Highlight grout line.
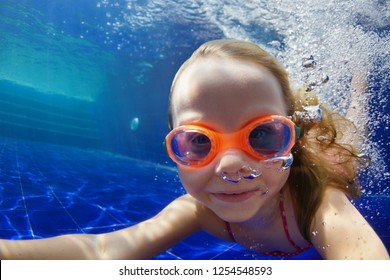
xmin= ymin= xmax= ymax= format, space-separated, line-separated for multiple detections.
xmin=34 ymin=163 xmax=87 ymax=234
xmin=53 ymin=149 xmax=137 ymax=229
xmin=165 ymin=251 xmax=183 ymax=260
xmin=22 ymin=140 xmax=86 ymax=234
xmin=209 ymin=243 xmax=239 ymax=260
xmin=14 ymin=142 xmax=35 ymax=238
xmin=48 ymin=185 xmax=86 ymax=233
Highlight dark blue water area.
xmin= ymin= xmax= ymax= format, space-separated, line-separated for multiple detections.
xmin=0 ymin=136 xmax=388 ymax=260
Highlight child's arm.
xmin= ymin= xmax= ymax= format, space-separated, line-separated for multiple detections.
xmin=310 ymin=188 xmax=389 ymax=260
xmin=0 ymin=194 xmax=201 ymax=259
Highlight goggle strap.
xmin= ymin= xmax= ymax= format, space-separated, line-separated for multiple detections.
xmin=162 ymin=140 xmax=167 ymax=153
xmin=294 ymin=125 xmax=301 ymax=140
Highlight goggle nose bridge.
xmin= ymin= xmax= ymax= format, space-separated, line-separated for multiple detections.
xmin=212 ymin=128 xmax=251 ymax=155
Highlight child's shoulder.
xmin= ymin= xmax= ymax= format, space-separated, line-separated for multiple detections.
xmin=317 ymin=187 xmax=352 ymax=211
xmin=164 ymin=194 xmax=235 ymax=241
xmin=176 ymin=195 xmax=233 ymax=241
xmin=313 ymin=187 xmax=362 ymax=223
xmin=310 ymin=187 xmax=388 ymax=259
xmin=163 ymin=194 xmax=217 ymax=224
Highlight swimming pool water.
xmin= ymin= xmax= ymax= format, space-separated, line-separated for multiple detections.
xmin=0 ymin=136 xmax=388 ymax=259
xmin=0 ymin=0 xmax=389 ymax=260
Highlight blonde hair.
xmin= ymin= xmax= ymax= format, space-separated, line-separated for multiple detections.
xmin=168 ymin=39 xmax=362 ymax=240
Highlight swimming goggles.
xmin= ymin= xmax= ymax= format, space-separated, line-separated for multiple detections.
xmin=165 ymin=115 xmax=300 ymax=167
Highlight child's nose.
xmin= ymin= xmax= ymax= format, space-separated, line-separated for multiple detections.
xmin=214 ymin=150 xmax=250 ymax=178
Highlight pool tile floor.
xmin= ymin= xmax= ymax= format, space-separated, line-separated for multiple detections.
xmin=0 ymin=137 xmax=387 ymax=259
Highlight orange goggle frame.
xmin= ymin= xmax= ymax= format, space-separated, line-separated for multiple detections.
xmin=164 ymin=115 xmax=300 ymax=168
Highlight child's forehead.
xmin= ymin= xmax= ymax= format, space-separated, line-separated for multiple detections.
xmin=171 ymin=57 xmax=286 ymax=128
xmin=182 ymin=56 xmax=266 ymax=82
xmin=173 ymin=57 xmax=280 ymax=99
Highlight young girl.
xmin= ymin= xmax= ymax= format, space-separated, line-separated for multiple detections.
xmin=0 ymin=39 xmax=388 ymax=260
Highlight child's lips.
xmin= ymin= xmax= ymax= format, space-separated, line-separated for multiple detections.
xmin=211 ymin=189 xmax=257 ymax=203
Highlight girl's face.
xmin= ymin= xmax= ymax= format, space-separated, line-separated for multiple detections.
xmin=171 ymin=57 xmax=290 ymax=223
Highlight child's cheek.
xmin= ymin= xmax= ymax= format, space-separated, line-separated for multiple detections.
xmin=261 ymin=168 xmax=291 ymax=190
xmin=178 ymin=166 xmax=214 ymax=193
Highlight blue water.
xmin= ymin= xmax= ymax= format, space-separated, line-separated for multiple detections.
xmin=0 ymin=0 xmax=389 ymax=259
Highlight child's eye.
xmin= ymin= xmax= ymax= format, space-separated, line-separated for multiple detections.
xmin=190 ymin=133 xmax=210 ymax=145
xmin=249 ymin=125 xmax=277 ymax=152
xmin=249 ymin=126 xmax=272 ymax=140
xmin=186 ymin=133 xmax=211 ymax=159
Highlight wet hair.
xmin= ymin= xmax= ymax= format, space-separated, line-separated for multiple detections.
xmin=289 ymin=87 xmax=362 ymax=240
xmin=168 ymin=39 xmax=362 ymax=241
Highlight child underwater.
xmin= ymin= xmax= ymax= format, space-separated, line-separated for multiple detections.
xmin=0 ymin=39 xmax=389 ymax=260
